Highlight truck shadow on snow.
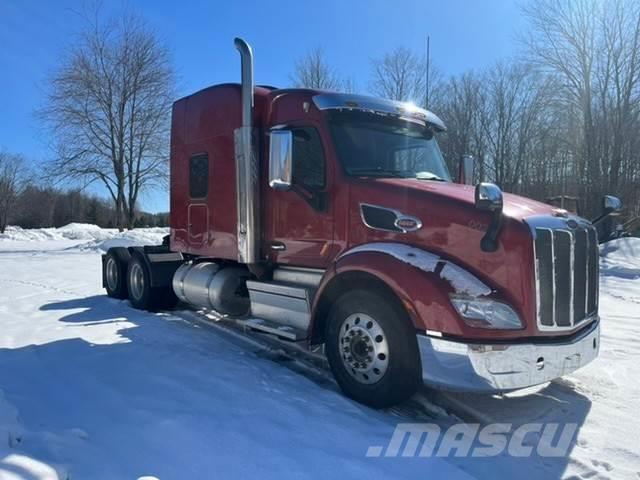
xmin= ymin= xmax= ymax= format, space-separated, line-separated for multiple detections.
xmin=7 ymin=294 xmax=592 ymax=479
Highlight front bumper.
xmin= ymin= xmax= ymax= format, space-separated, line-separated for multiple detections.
xmin=418 ymin=319 xmax=600 ymax=392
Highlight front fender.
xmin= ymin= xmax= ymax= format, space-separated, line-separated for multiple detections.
xmin=311 ymin=242 xmax=492 ymax=338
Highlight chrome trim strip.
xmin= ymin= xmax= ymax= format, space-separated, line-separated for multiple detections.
xmin=534 ymin=235 xmax=541 ymax=328
xmin=585 ymin=228 xmax=591 ymax=314
xmin=524 ymin=214 xmax=592 ymax=233
xmin=550 ymin=229 xmax=556 ymax=327
xmin=312 ymin=93 xmax=446 ymax=131
xmin=568 ymin=230 xmax=575 ymax=326
xmin=595 ymin=228 xmax=600 ymax=311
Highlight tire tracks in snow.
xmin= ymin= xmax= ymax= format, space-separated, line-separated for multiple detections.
xmin=0 ymin=278 xmax=79 ymax=297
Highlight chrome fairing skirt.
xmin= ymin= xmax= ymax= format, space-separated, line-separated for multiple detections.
xmin=534 ymin=224 xmax=598 ymax=331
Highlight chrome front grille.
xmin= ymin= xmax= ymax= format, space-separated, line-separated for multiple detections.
xmin=534 ymin=225 xmax=598 ymax=330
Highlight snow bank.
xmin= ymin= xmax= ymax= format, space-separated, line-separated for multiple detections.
xmin=0 ymin=224 xmax=168 ymax=252
xmin=600 ymin=237 xmax=640 ymax=279
xmin=78 ymin=228 xmax=169 ymax=252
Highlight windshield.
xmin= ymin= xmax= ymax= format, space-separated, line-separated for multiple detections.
xmin=327 ymin=110 xmax=451 ymax=181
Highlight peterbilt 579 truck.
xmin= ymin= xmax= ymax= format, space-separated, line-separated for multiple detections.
xmin=102 ymin=38 xmax=621 ymax=408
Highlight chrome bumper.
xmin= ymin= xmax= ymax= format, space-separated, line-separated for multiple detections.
xmin=418 ymin=319 xmax=600 ymax=392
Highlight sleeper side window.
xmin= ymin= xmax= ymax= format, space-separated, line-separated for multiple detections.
xmin=189 ymin=153 xmax=209 ymax=199
xmin=291 ymin=127 xmax=325 ymax=189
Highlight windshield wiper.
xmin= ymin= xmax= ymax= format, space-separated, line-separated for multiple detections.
xmin=415 ymin=171 xmax=445 ymax=181
xmin=348 ymin=168 xmax=407 ymax=178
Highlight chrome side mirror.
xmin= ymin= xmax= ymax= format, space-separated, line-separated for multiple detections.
xmin=474 ymin=183 xmax=504 ymax=252
xmin=268 ymin=130 xmax=293 ymax=191
xmin=603 ymin=195 xmax=622 ymax=215
xmin=475 ymin=182 xmax=503 ymax=213
xmin=459 ymin=154 xmax=474 ymax=185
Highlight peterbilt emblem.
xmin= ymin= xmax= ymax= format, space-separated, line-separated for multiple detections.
xmin=394 ymin=216 xmax=422 ymax=232
xmin=567 ymin=219 xmax=578 ymax=229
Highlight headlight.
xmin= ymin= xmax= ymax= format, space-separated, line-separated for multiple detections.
xmin=449 ymin=295 xmax=523 ymax=330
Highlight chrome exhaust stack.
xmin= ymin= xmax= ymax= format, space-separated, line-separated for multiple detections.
xmin=233 ymin=37 xmax=259 ymax=264
xmin=234 ymin=37 xmax=254 ymax=130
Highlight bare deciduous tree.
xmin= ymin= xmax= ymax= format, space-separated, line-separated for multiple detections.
xmin=369 ymin=47 xmax=426 ymax=103
xmin=0 ymin=150 xmax=29 ymax=234
xmin=521 ymin=0 xmax=640 ymax=216
xmin=41 ymin=9 xmax=175 ymax=230
xmin=290 ymin=47 xmax=343 ymax=91
xmin=436 ymin=73 xmax=484 ymax=177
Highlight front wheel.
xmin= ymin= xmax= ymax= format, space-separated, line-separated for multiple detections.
xmin=325 ymin=289 xmax=422 ymax=408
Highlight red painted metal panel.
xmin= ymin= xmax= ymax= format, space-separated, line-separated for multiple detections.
xmin=170 ymin=83 xmax=570 ymax=340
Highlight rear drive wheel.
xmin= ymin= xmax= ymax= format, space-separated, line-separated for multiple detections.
xmin=127 ymin=255 xmax=178 ymax=311
xmin=325 ymin=289 xmax=422 ymax=408
xmin=127 ymin=256 xmax=153 ymax=310
xmin=104 ymin=248 xmax=130 ymax=299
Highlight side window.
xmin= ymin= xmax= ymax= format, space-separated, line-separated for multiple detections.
xmin=292 ymin=127 xmax=325 ymax=189
xmin=189 ymin=153 xmax=209 ymax=199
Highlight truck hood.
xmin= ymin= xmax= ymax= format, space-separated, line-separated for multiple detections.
xmin=375 ymin=178 xmax=556 ymax=221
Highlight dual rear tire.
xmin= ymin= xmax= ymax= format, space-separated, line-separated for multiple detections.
xmin=104 ymin=248 xmax=177 ymax=311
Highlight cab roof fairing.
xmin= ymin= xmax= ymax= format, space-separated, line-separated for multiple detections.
xmin=312 ymin=93 xmax=447 ymax=132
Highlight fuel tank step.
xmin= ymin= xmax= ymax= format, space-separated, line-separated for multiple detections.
xmin=246 ymin=280 xmax=315 ymax=332
xmin=238 ymin=318 xmax=307 ymax=341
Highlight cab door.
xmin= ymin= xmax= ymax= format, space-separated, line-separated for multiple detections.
xmin=265 ymin=124 xmax=334 ymax=268
xmin=187 ymin=153 xmax=209 ymax=248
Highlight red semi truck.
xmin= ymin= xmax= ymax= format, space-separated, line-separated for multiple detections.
xmin=102 ymin=38 xmax=621 ymax=408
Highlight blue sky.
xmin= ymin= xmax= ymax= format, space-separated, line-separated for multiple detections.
xmin=0 ymin=0 xmax=525 ymax=213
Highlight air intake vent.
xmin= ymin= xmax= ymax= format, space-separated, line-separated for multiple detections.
xmin=361 ymin=204 xmax=403 ymax=232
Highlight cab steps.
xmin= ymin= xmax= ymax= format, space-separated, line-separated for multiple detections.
xmin=238 ymin=317 xmax=307 ymax=341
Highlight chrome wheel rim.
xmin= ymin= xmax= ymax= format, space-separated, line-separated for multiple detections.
xmin=106 ymin=257 xmax=118 ymax=291
xmin=129 ymin=263 xmax=145 ymax=300
xmin=338 ymin=313 xmax=389 ymax=385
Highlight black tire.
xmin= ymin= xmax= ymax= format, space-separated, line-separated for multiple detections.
xmin=127 ymin=254 xmax=179 ymax=312
xmin=126 ymin=253 xmax=178 ymax=312
xmin=325 ymin=289 xmax=422 ymax=408
xmin=104 ymin=248 xmax=130 ymax=299
xmin=127 ymin=255 xmax=153 ymax=310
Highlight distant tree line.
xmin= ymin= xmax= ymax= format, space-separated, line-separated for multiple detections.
xmin=291 ymin=0 xmax=640 ymax=220
xmin=0 ymin=150 xmax=168 ymax=233
xmin=12 ymin=184 xmax=168 ymax=231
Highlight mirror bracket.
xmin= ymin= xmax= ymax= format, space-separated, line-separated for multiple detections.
xmin=480 ymin=212 xmax=504 ymax=252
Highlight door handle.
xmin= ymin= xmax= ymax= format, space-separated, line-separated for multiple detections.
xmin=270 ymin=241 xmax=286 ymax=251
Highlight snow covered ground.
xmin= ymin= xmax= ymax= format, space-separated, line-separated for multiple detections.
xmin=0 ymin=224 xmax=638 ymax=479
